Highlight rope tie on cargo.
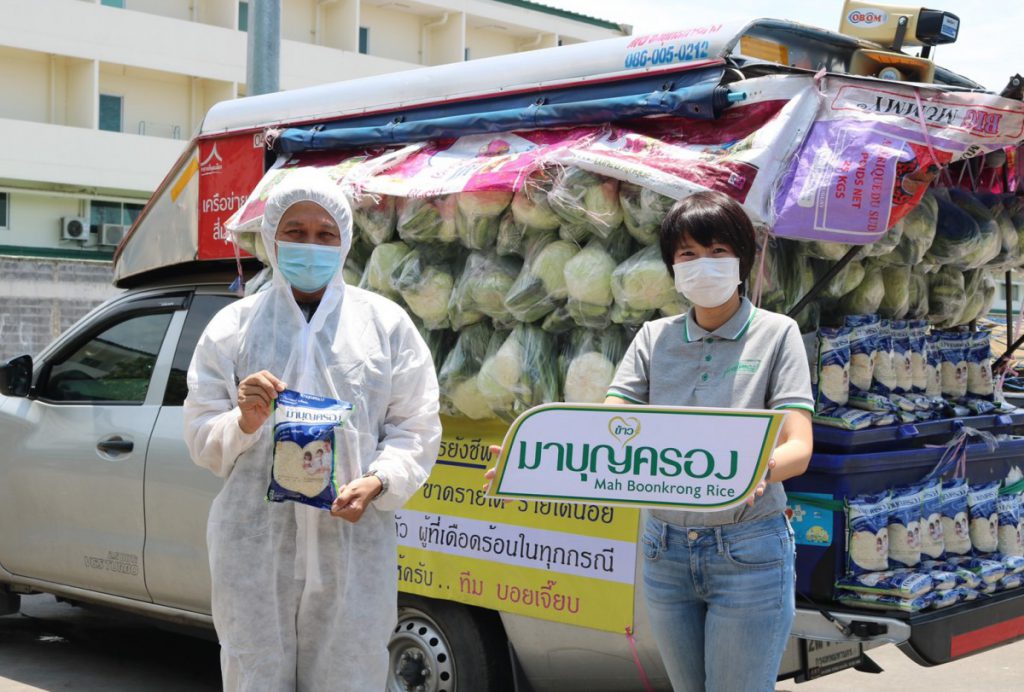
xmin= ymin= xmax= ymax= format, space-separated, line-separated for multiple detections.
xmin=911 ymin=88 xmax=955 ymax=188
xmin=624 ymin=626 xmax=656 ymax=692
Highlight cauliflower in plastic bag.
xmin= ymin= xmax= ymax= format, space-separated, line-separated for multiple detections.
xmin=619 ymin=181 xmax=674 ymax=246
xmin=477 ymin=324 xmax=559 ymax=420
xmin=547 ymin=168 xmax=623 ymax=241
xmin=611 ymin=244 xmax=676 ymax=313
xmin=390 ymin=246 xmax=457 ymax=329
xmin=927 ymin=265 xmax=967 ymax=329
xmin=560 ymin=328 xmax=628 ymax=403
xmin=510 ymin=169 xmax=561 ymax=232
xmin=447 ymin=251 xmax=522 ymax=330
xmin=397 ymin=195 xmax=458 ymax=243
xmin=360 ymin=241 xmax=412 ymax=301
xmin=350 ymin=193 xmax=397 ymax=245
xmin=438 ymin=323 xmax=503 ymax=420
xmin=840 ymin=264 xmax=885 ymax=316
xmin=455 ymin=190 xmax=512 ymax=250
xmin=504 ymin=235 xmax=580 ymax=323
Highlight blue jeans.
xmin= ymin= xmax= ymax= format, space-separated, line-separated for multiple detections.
xmin=641 ymin=513 xmax=796 ymax=692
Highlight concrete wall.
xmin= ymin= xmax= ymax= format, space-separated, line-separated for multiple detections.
xmin=99 ymin=63 xmax=191 ymax=139
xmin=0 ymin=257 xmax=120 ymax=362
xmin=359 ymin=3 xmax=424 ymax=65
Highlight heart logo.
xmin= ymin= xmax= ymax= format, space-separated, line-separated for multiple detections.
xmin=608 ymin=416 xmax=641 ymax=447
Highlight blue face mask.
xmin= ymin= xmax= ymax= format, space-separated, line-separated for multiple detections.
xmin=275 ymin=240 xmax=342 ymax=293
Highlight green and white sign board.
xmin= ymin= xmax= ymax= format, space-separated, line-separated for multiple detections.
xmin=489 ymin=404 xmax=787 ymax=511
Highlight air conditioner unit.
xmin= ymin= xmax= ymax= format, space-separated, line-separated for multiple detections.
xmin=61 ymin=216 xmax=89 ymax=242
xmin=100 ymin=223 xmax=126 ymax=247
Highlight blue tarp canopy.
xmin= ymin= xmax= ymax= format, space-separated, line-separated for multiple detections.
xmin=275 ymin=66 xmax=728 ymax=153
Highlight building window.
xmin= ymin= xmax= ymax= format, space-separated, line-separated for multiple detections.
xmin=101 ymin=0 xmax=125 ymax=7
xmin=238 ymin=2 xmax=248 ymax=32
xmin=99 ymin=94 xmax=123 ymax=133
xmin=0 ymin=193 xmax=8 ymax=230
xmin=90 ymin=201 xmax=144 ymax=234
xmin=359 ymin=26 xmax=369 ymax=54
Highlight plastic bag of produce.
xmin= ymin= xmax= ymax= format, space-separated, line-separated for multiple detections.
xmin=920 ymin=480 xmax=944 ymax=560
xmin=968 ymin=481 xmax=1000 ymax=555
xmin=611 ymin=244 xmax=677 ymax=313
xmin=949 ymin=189 xmax=1001 ymax=269
xmin=937 ymin=330 xmax=969 ymax=399
xmin=504 ymin=235 xmax=580 ymax=323
xmin=547 ymin=167 xmax=623 ymax=241
xmin=456 ymin=190 xmax=512 ymax=250
xmin=752 ymin=239 xmax=816 ymax=317
xmin=941 ymin=478 xmax=972 ymax=558
xmin=814 ymin=258 xmax=866 ymax=302
xmin=477 ymin=324 xmax=559 ymax=420
xmin=847 ymin=492 xmax=892 ymax=575
xmin=886 ymin=190 xmax=938 ymax=266
xmin=966 ymin=330 xmax=994 ymax=400
xmin=862 ymin=218 xmax=904 ymax=258
xmin=438 ymin=323 xmax=503 ymax=420
xmin=342 ymin=256 xmax=363 ymax=286
xmin=510 ymin=169 xmax=561 ymax=232
xmin=414 ymin=322 xmax=454 ymax=370
xmin=360 ymin=240 xmax=412 ymax=300
xmin=878 ymin=265 xmax=911 ymax=319
xmin=840 ymin=264 xmax=885 ymax=316
xmin=496 ymin=211 xmax=544 ymax=258
xmin=540 ymin=304 xmax=577 ymax=334
xmin=957 ymin=270 xmax=996 ymax=326
xmin=927 ymin=265 xmax=967 ymax=328
xmin=889 ymin=484 xmax=924 ymax=568
xmin=924 ymin=188 xmax=983 ymax=269
xmin=351 ymin=193 xmax=397 ymax=245
xmin=906 ymin=270 xmax=930 ymax=320
xmin=560 ymin=328 xmax=628 ymax=403
xmin=563 ymin=239 xmax=618 ymax=329
xmin=805 ymin=240 xmax=852 ymax=261
xmin=997 ymin=493 xmax=1024 ymax=557
xmin=390 ymin=245 xmax=457 ymax=329
xmin=619 ymin=181 xmax=674 ymax=246
xmin=977 ymin=192 xmax=1021 ymax=269
xmin=396 ymin=195 xmax=458 ymax=243
xmin=447 ymin=252 xmax=522 ymax=330
xmin=814 ymin=326 xmax=850 ymax=413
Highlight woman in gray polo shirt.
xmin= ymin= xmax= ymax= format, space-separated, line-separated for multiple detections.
xmin=606 ymin=191 xmax=814 ymax=692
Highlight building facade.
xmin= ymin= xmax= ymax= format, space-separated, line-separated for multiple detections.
xmin=0 ymin=0 xmax=624 ymax=360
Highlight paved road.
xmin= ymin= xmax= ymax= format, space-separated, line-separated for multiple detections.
xmin=1 ymin=594 xmax=1022 ymax=690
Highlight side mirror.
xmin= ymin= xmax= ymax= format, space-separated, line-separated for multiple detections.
xmin=0 ymin=355 xmax=32 ymax=398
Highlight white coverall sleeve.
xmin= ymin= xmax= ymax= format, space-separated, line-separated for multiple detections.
xmin=183 ymin=308 xmax=262 ymax=478
xmin=368 ymin=315 xmax=442 ymax=511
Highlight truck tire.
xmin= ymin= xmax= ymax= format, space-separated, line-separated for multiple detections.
xmin=0 ymin=589 xmax=20 ymax=616
xmin=389 ymin=595 xmax=512 ymax=692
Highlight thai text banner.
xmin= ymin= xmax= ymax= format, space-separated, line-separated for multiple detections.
xmin=490 ymin=404 xmax=786 ymax=511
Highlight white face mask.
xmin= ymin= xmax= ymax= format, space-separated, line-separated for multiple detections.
xmin=672 ymin=257 xmax=741 ymax=308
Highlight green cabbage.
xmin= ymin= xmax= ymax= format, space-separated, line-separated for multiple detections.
xmin=949 ymin=189 xmax=1001 ymax=269
xmin=497 ymin=211 xmax=527 ymax=257
xmin=547 ymin=168 xmax=623 ymax=241
xmin=977 ymin=193 xmax=1021 ymax=270
xmin=815 ymin=258 xmax=866 ymax=300
xmin=447 ymin=252 xmax=521 ymax=330
xmin=455 ymin=190 xmax=512 ymax=250
xmin=477 ymin=324 xmax=559 ymax=420
xmin=438 ymin=324 xmax=501 ymax=420
xmin=390 ymin=247 xmax=456 ymax=329
xmin=878 ymin=265 xmax=910 ymax=319
xmin=840 ymin=264 xmax=885 ymax=316
xmin=343 ymin=257 xmax=363 ymax=286
xmin=620 ymin=181 xmax=674 ymax=246
xmin=755 ymin=239 xmax=816 ymax=316
xmin=906 ymin=269 xmax=929 ymax=320
xmin=862 ymin=219 xmax=904 ymax=258
xmin=360 ymin=241 xmax=412 ymax=300
xmin=927 ymin=264 xmax=967 ymax=328
xmin=886 ymin=191 xmax=938 ymax=266
xmin=957 ymin=269 xmax=997 ymax=325
xmin=611 ymin=244 xmax=676 ymax=312
xmin=924 ymin=187 xmax=982 ymax=268
xmin=351 ymin=193 xmax=396 ymax=245
xmin=510 ymin=170 xmax=561 ymax=231
xmin=540 ymin=304 xmax=577 ymax=334
xmin=805 ymin=241 xmax=853 ymax=261
xmin=396 ymin=195 xmax=458 ymax=243
xmin=560 ymin=328 xmax=628 ymax=403
xmin=504 ymin=236 xmax=580 ymax=322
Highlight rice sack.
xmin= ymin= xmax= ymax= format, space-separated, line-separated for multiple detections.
xmin=1001 ymin=554 xmax=1024 ymax=574
xmin=847 ymin=492 xmax=892 ymax=574
xmin=846 ymin=315 xmax=879 ymax=397
xmin=814 ymin=326 xmax=850 ymax=413
xmin=812 ymin=406 xmax=875 ymax=430
xmin=968 ymin=481 xmax=1000 ymax=555
xmin=889 ymin=484 xmax=924 ymax=568
xmin=998 ymin=493 xmax=1024 ymax=557
xmin=998 ymin=573 xmax=1024 ymax=592
xmin=920 ymin=480 xmax=945 ymax=560
xmin=941 ymin=479 xmax=972 ymax=558
xmin=909 ymin=320 xmax=929 ymax=394
xmin=946 ymin=556 xmax=1006 ymax=585
xmin=835 ymin=590 xmax=934 ymax=612
xmin=938 ymin=331 xmax=969 ymax=400
xmin=926 ymin=569 xmax=959 ymax=591
xmin=835 ymin=570 xmax=932 ymax=597
xmin=929 ymin=588 xmax=961 ymax=609
xmin=925 ymin=333 xmax=943 ymax=399
xmin=966 ymin=330 xmax=994 ymax=401
xmin=267 ymin=390 xmax=355 ymax=510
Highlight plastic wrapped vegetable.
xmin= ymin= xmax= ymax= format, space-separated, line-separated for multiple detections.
xmin=350 ymin=193 xmax=397 ymax=245
xmin=343 ymin=256 xmax=363 ymax=286
xmin=560 ymin=328 xmax=628 ymax=403
xmin=949 ymin=189 xmax=1001 ymax=269
xmin=878 ymin=265 xmax=910 ymax=319
xmin=414 ymin=322 xmax=455 ymax=370
xmin=925 ymin=188 xmax=983 ymax=268
xmin=887 ymin=190 xmax=938 ymax=266
xmin=361 ymin=241 xmax=412 ymax=301
xmin=390 ymin=246 xmax=457 ymax=329
xmin=927 ymin=265 xmax=967 ymax=329
xmin=619 ymin=181 xmax=674 ymax=246
xmin=753 ymin=239 xmax=816 ymax=317
xmin=610 ymin=302 xmax=655 ymax=327
xmin=504 ymin=235 xmax=580 ymax=323
xmin=438 ymin=323 xmax=503 ymax=420
xmin=510 ymin=169 xmax=561 ymax=232
xmin=456 ymin=190 xmax=512 ymax=250
xmin=957 ymin=270 xmax=996 ymax=325
xmin=906 ymin=269 xmax=930 ymax=320
xmin=477 ymin=324 xmax=560 ymax=420
xmin=448 ymin=252 xmax=522 ymax=330
xmin=611 ymin=244 xmax=677 ymax=314
xmin=497 ymin=211 xmax=528 ymax=257
xmin=564 ymin=239 xmax=618 ymax=328
xmin=862 ymin=218 xmax=904 ymax=258
xmin=977 ymin=193 xmax=1021 ymax=270
xmin=396 ymin=195 xmax=458 ymax=243
xmin=805 ymin=240 xmax=853 ymax=261
xmin=840 ymin=264 xmax=885 ymax=316
xmin=547 ymin=167 xmax=623 ymax=241
xmin=814 ymin=258 xmax=866 ymax=301
xmin=540 ymin=305 xmax=577 ymax=334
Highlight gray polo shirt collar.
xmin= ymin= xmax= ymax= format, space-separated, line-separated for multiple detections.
xmin=683 ymin=297 xmax=757 ymax=343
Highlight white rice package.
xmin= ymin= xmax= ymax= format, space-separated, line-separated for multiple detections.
xmin=889 ymin=484 xmax=924 ymax=568
xmin=835 ymin=570 xmax=932 ymax=597
xmin=920 ymin=480 xmax=945 ymax=560
xmin=947 ymin=556 xmax=1007 ymax=585
xmin=835 ymin=590 xmax=934 ymax=612
xmin=814 ymin=326 xmax=850 ymax=413
xmin=847 ymin=492 xmax=892 ymax=575
xmin=941 ymin=478 xmax=972 ymax=558
xmin=968 ymin=481 xmax=1000 ymax=555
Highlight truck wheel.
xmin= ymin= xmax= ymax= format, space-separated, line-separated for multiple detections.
xmin=389 ymin=595 xmax=511 ymax=692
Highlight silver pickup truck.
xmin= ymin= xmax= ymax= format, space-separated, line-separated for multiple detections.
xmin=0 ymin=274 xmax=916 ymax=691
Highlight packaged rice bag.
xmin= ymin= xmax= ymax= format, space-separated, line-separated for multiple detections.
xmin=266 ymin=390 xmax=355 ymax=510
xmin=813 ymin=407 xmax=875 ymax=430
xmin=847 ymin=492 xmax=892 ymax=574
xmin=889 ymin=485 xmax=924 ymax=568
xmin=835 ymin=570 xmax=933 ymax=597
xmin=814 ymin=327 xmax=850 ymax=413
xmin=925 ymin=332 xmax=943 ymax=399
xmin=999 ymin=573 xmax=1024 ymax=591
xmin=938 ymin=331 xmax=970 ymax=400
xmin=941 ymin=479 xmax=972 ymax=557
xmin=909 ymin=320 xmax=929 ymax=394
xmin=845 ymin=315 xmax=879 ymax=397
xmin=1001 ymin=553 xmax=1024 ymax=574
xmin=835 ymin=590 xmax=934 ymax=612
xmin=929 ymin=588 xmax=961 ymax=609
xmin=966 ymin=330 xmax=994 ymax=401
xmin=872 ymin=320 xmax=898 ymax=397
xmin=968 ymin=481 xmax=1000 ymax=555
xmin=920 ymin=560 xmax=983 ymax=589
xmin=946 ymin=556 xmax=1006 ymax=584
xmin=920 ymin=481 xmax=945 ymax=560
xmin=892 ymin=320 xmax=914 ymax=395
xmin=956 ymin=586 xmax=981 ymax=603
xmin=927 ymin=569 xmax=959 ymax=591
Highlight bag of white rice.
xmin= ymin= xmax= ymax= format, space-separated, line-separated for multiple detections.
xmin=889 ymin=484 xmax=924 ymax=568
xmin=968 ymin=481 xmax=1000 ymax=555
xmin=845 ymin=314 xmax=880 ymax=397
xmin=835 ymin=590 xmax=934 ymax=612
xmin=814 ymin=326 xmax=850 ymax=412
xmin=941 ymin=478 xmax=972 ymax=557
xmin=847 ymin=492 xmax=892 ymax=574
xmin=938 ymin=330 xmax=969 ymax=400
xmin=946 ymin=556 xmax=1006 ymax=585
xmin=920 ymin=480 xmax=945 ymax=559
xmin=966 ymin=330 xmax=994 ymax=400
xmin=835 ymin=570 xmax=932 ymax=597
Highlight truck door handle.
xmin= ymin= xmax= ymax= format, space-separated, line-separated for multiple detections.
xmin=97 ymin=437 xmax=134 ymax=454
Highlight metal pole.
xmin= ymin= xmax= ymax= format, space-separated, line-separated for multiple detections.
xmin=246 ymin=0 xmax=281 ymax=96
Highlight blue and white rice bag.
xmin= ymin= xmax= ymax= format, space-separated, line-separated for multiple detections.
xmin=955 ymin=587 xmax=981 ymax=603
xmin=1000 ymin=554 xmax=1024 ymax=574
xmin=966 ymin=330 xmax=994 ymax=401
xmin=889 ymin=484 xmax=924 ymax=568
xmin=920 ymin=480 xmax=945 ymax=560
xmin=968 ymin=481 xmax=1000 ymax=555
xmin=267 ymin=389 xmax=355 ymax=510
xmin=847 ymin=492 xmax=891 ymax=574
xmin=999 ymin=573 xmax=1024 ymax=592
xmin=929 ymin=588 xmax=960 ymax=609
xmin=941 ymin=479 xmax=972 ymax=558
xmin=997 ymin=493 xmax=1024 ymax=557
xmin=835 ymin=570 xmax=932 ymax=597
xmin=926 ymin=569 xmax=959 ymax=591
xmin=813 ymin=327 xmax=850 ymax=413
xmin=947 ymin=556 xmax=1006 ymax=585
xmin=845 ymin=315 xmax=879 ymax=398
xmin=892 ymin=320 xmax=913 ymax=396
xmin=835 ymin=590 xmax=934 ymax=612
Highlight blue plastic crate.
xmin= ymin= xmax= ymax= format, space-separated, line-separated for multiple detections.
xmin=811 ymin=412 xmax=1024 ymax=454
xmin=783 ymin=437 xmax=1024 ymax=601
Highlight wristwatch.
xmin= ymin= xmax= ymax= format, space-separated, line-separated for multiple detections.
xmin=363 ymin=470 xmax=389 ymax=500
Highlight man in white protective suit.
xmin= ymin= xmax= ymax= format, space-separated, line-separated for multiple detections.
xmin=184 ymin=168 xmax=442 ymax=691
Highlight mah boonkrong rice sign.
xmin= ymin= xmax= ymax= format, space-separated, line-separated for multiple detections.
xmin=488 ymin=404 xmax=787 ymax=511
